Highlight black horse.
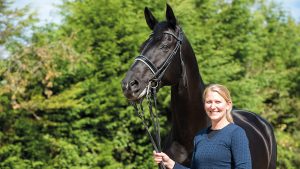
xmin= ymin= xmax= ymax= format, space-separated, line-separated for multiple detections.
xmin=122 ymin=4 xmax=276 ymax=169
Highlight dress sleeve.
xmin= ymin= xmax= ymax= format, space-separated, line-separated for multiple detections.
xmin=173 ymin=162 xmax=190 ymax=169
xmin=231 ymin=128 xmax=252 ymax=169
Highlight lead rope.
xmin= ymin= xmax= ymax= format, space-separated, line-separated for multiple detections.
xmin=151 ymin=81 xmax=161 ymax=152
xmin=131 ymin=81 xmax=166 ymax=169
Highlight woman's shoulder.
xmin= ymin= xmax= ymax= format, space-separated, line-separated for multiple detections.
xmin=193 ymin=127 xmax=208 ymax=145
xmin=228 ymin=123 xmax=246 ymax=132
xmin=227 ymin=123 xmax=248 ymax=138
xmin=213 ymin=123 xmax=246 ymax=138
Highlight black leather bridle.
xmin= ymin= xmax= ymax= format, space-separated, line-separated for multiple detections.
xmin=130 ymin=27 xmax=184 ymax=169
xmin=135 ymin=26 xmax=183 ymax=86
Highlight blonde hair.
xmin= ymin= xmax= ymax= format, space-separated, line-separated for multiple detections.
xmin=203 ymin=84 xmax=234 ymax=123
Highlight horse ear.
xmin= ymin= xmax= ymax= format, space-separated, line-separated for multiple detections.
xmin=166 ymin=4 xmax=177 ymax=29
xmin=144 ymin=7 xmax=158 ymax=30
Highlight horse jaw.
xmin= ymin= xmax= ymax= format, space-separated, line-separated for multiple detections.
xmin=166 ymin=141 xmax=188 ymax=163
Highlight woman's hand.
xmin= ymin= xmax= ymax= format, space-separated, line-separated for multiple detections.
xmin=153 ymin=151 xmax=175 ymax=169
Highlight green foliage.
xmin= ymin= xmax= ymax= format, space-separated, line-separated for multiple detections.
xmin=0 ymin=0 xmax=300 ymax=168
xmin=276 ymin=131 xmax=300 ymax=169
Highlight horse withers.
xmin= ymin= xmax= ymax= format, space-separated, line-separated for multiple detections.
xmin=122 ymin=4 xmax=276 ymax=169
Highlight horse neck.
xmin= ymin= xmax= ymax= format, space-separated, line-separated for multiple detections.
xmin=170 ymin=35 xmax=208 ymax=142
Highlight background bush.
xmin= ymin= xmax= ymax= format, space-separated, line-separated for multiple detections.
xmin=1 ymin=0 xmax=299 ymax=168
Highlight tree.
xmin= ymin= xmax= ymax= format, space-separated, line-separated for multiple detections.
xmin=0 ymin=0 xmax=299 ymax=168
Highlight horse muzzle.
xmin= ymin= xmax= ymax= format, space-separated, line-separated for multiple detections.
xmin=121 ymin=78 xmax=147 ymax=102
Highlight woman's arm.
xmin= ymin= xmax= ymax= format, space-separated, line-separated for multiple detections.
xmin=231 ymin=128 xmax=252 ymax=169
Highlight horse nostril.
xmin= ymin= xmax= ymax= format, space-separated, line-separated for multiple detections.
xmin=129 ymin=80 xmax=140 ymax=92
xmin=130 ymin=80 xmax=138 ymax=86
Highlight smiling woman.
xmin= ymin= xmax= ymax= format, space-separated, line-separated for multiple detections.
xmin=154 ymin=84 xmax=252 ymax=169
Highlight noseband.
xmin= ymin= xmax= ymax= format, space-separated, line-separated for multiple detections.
xmin=134 ymin=27 xmax=184 ymax=86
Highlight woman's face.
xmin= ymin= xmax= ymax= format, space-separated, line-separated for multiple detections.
xmin=204 ymin=91 xmax=231 ymax=122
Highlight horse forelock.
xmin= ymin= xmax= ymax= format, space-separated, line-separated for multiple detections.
xmin=138 ymin=22 xmax=167 ymax=52
xmin=153 ymin=21 xmax=178 ymax=38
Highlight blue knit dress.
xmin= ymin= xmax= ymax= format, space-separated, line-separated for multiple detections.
xmin=174 ymin=123 xmax=251 ymax=169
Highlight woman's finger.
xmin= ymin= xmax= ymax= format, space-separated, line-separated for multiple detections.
xmin=153 ymin=151 xmax=171 ymax=165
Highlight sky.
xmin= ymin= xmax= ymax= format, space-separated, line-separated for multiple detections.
xmin=11 ymin=0 xmax=300 ymax=25
xmin=1 ymin=0 xmax=63 ymax=58
xmin=1 ymin=0 xmax=298 ymax=59
xmin=275 ymin=0 xmax=300 ymax=22
xmin=12 ymin=0 xmax=63 ymax=25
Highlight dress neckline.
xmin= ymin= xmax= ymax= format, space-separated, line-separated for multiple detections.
xmin=206 ymin=123 xmax=232 ymax=140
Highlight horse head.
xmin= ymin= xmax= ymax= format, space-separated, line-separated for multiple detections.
xmin=122 ymin=4 xmax=185 ymax=102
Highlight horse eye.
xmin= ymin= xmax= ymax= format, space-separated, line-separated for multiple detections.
xmin=160 ymin=44 xmax=169 ymax=52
